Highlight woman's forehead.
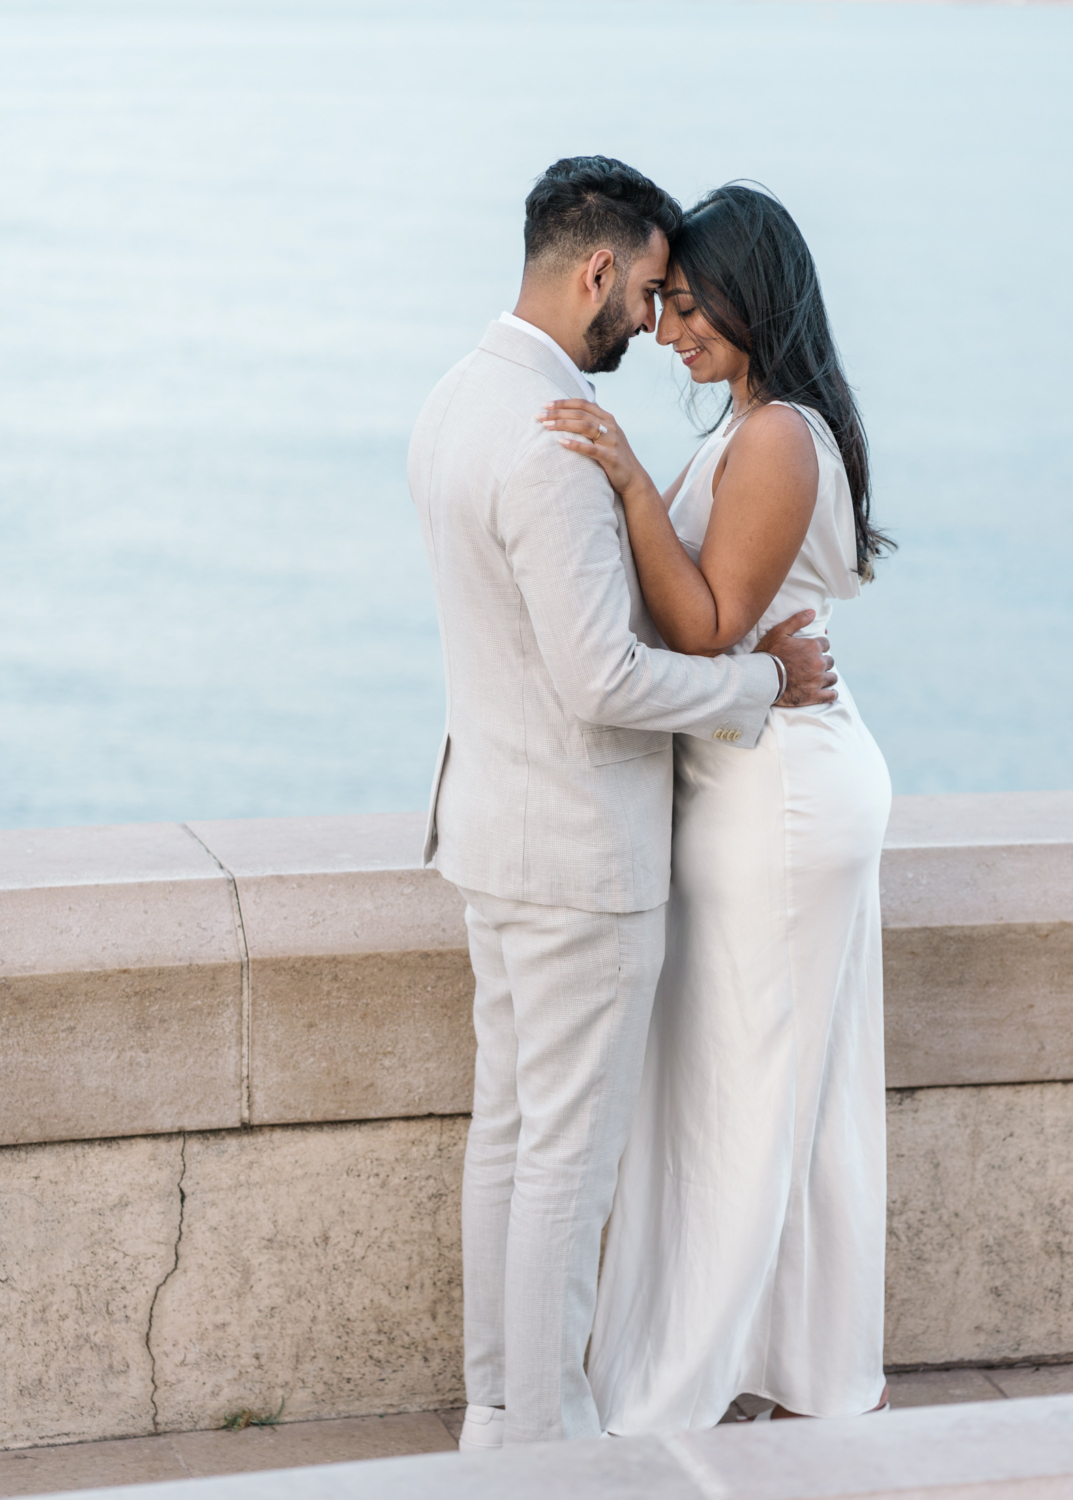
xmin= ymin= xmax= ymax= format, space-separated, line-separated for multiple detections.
xmin=659 ymin=270 xmax=690 ymax=299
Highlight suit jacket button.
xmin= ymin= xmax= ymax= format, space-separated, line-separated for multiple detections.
xmin=731 ymin=731 xmax=742 ymax=742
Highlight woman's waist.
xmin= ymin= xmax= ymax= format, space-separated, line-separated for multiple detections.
xmin=730 ymin=588 xmax=833 ymax=655
xmin=672 ymin=685 xmax=880 ymax=793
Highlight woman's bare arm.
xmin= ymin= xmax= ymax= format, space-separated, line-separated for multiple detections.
xmin=539 ymin=399 xmax=818 ymax=657
xmin=692 ymin=405 xmax=818 ymax=648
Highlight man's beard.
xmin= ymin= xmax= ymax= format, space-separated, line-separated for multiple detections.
xmin=582 ymin=285 xmax=636 ymax=374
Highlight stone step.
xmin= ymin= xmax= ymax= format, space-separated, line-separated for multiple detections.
xmin=0 ymin=1414 xmax=460 ymax=1499
xmin=5 ymin=1372 xmax=1073 ymax=1500
xmin=7 ymin=1395 xmax=1073 ymax=1500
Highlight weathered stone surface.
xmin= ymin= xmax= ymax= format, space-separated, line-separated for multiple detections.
xmin=880 ymin=799 xmax=1073 ymax=983
xmin=0 ymin=967 xmax=244 ymax=1145
xmin=879 ymin=792 xmax=1073 ymax=1090
xmin=0 ymin=1120 xmax=467 ymax=1451
xmin=39 ymin=1397 xmax=1073 ymax=1500
xmin=0 ymin=1413 xmax=456 ymax=1494
xmin=3 ymin=802 xmax=1070 ymax=1149
xmin=880 ymin=843 xmax=1073 ymax=930
xmin=188 ymin=814 xmax=467 ymax=956
xmin=3 ymin=799 xmax=1073 ymax=1453
xmin=247 ymin=952 xmax=474 ymax=1125
xmin=149 ymin=1117 xmax=467 ymax=1432
xmin=5 ymin=1080 xmax=1073 ymax=1452
xmin=188 ymin=814 xmax=430 ymax=878
xmin=886 ymin=1368 xmax=1005 ymax=1408
xmin=188 ymin=814 xmax=470 ymax=1127
xmin=171 ymin=1412 xmax=456 ymax=1474
xmin=0 ymin=823 xmax=241 ymax=975
xmin=0 ymin=823 xmax=244 ymax=1145
xmin=990 ymin=1365 xmax=1073 ymax=1400
xmin=229 ymin=869 xmax=467 ymax=960
xmin=884 ymin=924 xmax=1073 ymax=1088
xmin=885 ymin=791 xmax=1073 ymax=850
xmin=0 ymin=1133 xmax=182 ymax=1450
xmin=0 ymin=1431 xmax=187 ymax=1494
xmin=886 ymin=1082 xmax=1073 ymax=1366
xmin=0 ymin=821 xmax=219 ymax=892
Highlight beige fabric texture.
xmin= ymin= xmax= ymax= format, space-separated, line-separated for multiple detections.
xmin=408 ymin=320 xmax=779 ymax=914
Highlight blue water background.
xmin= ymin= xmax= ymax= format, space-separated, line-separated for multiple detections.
xmin=0 ymin=0 xmax=1070 ymax=828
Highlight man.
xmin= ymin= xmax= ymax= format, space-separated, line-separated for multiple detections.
xmin=408 ymin=156 xmax=834 ymax=1446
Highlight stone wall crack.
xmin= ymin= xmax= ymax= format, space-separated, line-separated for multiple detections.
xmin=183 ymin=823 xmax=252 ymax=1125
xmin=145 ymin=1133 xmax=186 ymax=1433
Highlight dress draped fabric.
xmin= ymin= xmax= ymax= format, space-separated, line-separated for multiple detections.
xmin=589 ymin=405 xmax=892 ymax=1431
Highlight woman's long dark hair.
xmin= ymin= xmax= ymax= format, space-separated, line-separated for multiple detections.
xmin=671 ymin=183 xmax=894 ymax=578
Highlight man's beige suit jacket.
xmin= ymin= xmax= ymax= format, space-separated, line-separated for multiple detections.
xmin=408 ymin=320 xmax=778 ymax=914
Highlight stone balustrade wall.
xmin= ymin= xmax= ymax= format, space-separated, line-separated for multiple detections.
xmin=1 ymin=792 xmax=1071 ymax=1449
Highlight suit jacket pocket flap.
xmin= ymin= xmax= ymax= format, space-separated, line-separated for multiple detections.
xmin=583 ymin=727 xmax=673 ymax=767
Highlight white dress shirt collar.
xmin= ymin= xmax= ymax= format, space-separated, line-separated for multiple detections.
xmin=499 ymin=311 xmax=595 ymax=401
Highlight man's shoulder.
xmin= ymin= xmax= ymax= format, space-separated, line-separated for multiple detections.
xmin=464 ymin=338 xmax=573 ymax=410
xmin=470 ymin=346 xmax=575 ymax=436
xmin=412 ymin=340 xmax=573 ymax=458
xmin=411 ymin=348 xmax=479 ymax=430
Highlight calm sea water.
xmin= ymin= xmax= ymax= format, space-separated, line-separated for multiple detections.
xmin=0 ymin=0 xmax=1070 ymax=829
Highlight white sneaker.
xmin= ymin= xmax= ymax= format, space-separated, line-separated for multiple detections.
xmin=458 ymin=1404 xmax=505 ymax=1451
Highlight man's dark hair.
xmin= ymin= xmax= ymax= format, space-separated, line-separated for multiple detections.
xmin=524 ymin=156 xmax=681 ymax=274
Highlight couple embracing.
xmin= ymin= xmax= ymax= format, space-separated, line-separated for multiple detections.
xmin=408 ymin=155 xmax=892 ymax=1447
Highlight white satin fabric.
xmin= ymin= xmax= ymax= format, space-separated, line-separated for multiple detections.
xmin=589 ymin=405 xmax=892 ymax=1431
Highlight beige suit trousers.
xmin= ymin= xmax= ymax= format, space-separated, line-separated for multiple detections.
xmin=457 ymin=886 xmax=666 ymax=1443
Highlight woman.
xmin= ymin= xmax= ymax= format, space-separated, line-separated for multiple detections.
xmin=538 ymin=184 xmax=893 ymax=1430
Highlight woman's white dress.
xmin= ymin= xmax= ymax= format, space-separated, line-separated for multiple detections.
xmin=589 ymin=404 xmax=892 ymax=1431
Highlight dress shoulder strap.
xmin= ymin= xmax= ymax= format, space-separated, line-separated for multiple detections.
xmin=765 ymin=400 xmax=842 ymax=464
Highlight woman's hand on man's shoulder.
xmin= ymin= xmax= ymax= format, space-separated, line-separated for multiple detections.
xmin=536 ymin=398 xmax=653 ymax=503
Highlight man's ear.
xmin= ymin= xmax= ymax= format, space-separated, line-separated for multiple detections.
xmin=582 ymin=248 xmax=615 ymax=304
